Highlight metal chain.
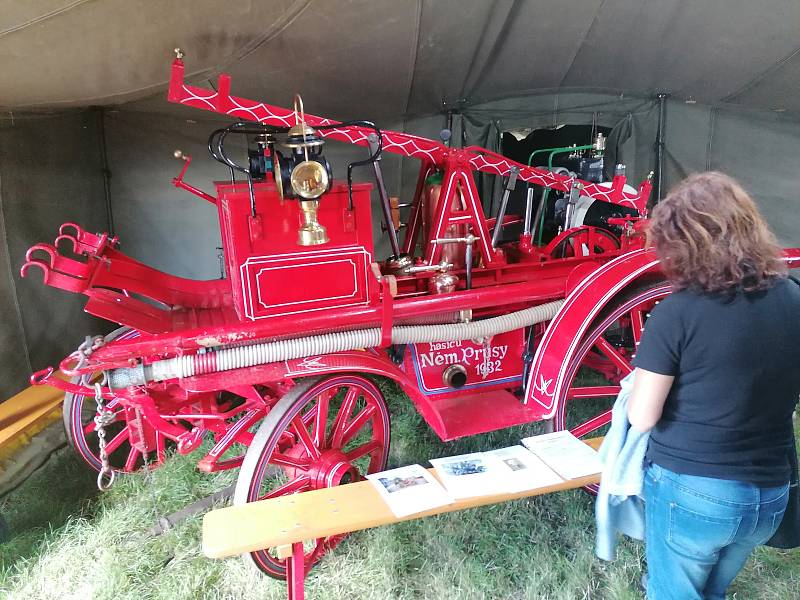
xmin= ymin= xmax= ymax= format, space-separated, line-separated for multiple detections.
xmin=69 ymin=335 xmax=105 ymax=374
xmin=72 ymin=334 xmax=115 ymax=491
xmin=93 ymin=378 xmax=116 ymax=491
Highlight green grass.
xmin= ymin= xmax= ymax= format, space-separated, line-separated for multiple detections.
xmin=1 ymin=381 xmax=798 ymax=599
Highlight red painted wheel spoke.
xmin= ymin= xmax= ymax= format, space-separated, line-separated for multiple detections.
xmin=271 ymin=452 xmax=311 ymax=470
xmin=124 ymin=447 xmax=140 ymax=471
xmin=237 ymin=431 xmax=255 ymax=446
xmin=104 ymin=427 xmax=130 ymax=455
xmin=344 ymin=439 xmax=381 ymax=462
xmin=567 ymin=385 xmax=621 ymax=399
xmin=290 ymin=416 xmax=321 ymax=460
xmin=330 ymin=387 xmax=359 ymax=448
xmin=262 ymin=475 xmax=311 ymax=500
xmin=594 ymin=337 xmax=633 ymax=375
xmin=301 ymin=408 xmax=315 ymax=427
xmin=341 ymin=405 xmax=376 ymax=446
xmin=300 ymin=389 xmax=334 ymax=431
xmin=312 ymin=394 xmax=330 ymax=448
xmin=571 ymin=409 xmax=612 ymax=438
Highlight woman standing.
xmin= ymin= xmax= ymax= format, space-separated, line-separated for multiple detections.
xmin=628 ymin=172 xmax=799 ymax=600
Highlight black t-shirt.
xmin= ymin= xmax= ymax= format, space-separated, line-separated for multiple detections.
xmin=633 ymin=277 xmax=800 ymax=486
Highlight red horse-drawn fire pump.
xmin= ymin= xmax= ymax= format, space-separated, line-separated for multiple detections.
xmin=23 ymin=51 xmax=800 ymax=578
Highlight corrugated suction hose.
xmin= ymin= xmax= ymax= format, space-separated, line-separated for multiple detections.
xmin=109 ymin=300 xmax=564 ymax=387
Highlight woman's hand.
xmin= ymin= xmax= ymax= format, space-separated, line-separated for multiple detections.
xmin=627 ymin=368 xmax=674 ymax=432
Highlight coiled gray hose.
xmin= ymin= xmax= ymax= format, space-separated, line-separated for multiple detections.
xmin=110 ymin=299 xmax=564 ymax=386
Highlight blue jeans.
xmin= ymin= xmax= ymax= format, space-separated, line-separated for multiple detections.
xmin=643 ymin=462 xmax=789 ymax=600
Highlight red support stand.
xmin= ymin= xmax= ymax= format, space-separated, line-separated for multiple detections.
xmin=286 ymin=542 xmax=306 ymax=600
xmin=379 ymin=278 xmax=395 ymax=348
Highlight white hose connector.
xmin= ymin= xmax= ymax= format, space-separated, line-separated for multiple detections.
xmin=112 ymin=300 xmax=564 ymax=386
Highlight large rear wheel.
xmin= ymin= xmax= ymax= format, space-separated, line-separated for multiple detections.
xmin=233 ymin=374 xmax=391 ymax=579
xmin=555 ymin=280 xmax=671 ymax=492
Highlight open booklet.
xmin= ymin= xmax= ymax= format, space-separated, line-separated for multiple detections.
xmin=484 ymin=445 xmax=564 ymax=492
xmin=429 ymin=452 xmax=510 ymax=499
xmin=366 ymin=464 xmax=454 ymax=518
xmin=520 ymin=430 xmax=603 ymax=480
xmin=430 ymin=446 xmax=565 ymax=499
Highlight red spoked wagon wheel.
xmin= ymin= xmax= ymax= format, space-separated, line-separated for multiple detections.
xmin=65 ymin=385 xmax=188 ymax=472
xmin=62 ymin=328 xmax=177 ymax=472
xmin=554 ymin=280 xmax=671 ymax=493
xmin=233 ymin=374 xmax=391 ymax=579
xmin=64 ymin=328 xmax=269 ymax=474
xmin=544 ymin=226 xmax=620 ymax=259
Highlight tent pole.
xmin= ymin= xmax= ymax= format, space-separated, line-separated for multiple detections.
xmin=444 ymin=110 xmax=453 ymax=147
xmin=654 ymin=93 xmax=669 ymax=203
xmin=95 ymin=107 xmax=115 ymax=237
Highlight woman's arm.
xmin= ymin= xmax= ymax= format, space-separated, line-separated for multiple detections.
xmin=627 ymin=368 xmax=675 ymax=432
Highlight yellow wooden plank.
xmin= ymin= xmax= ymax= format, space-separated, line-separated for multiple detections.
xmin=203 ymin=437 xmax=603 ymax=559
xmin=0 ymin=375 xmax=66 ymax=449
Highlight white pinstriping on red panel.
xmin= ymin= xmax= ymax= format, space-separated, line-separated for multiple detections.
xmin=226 ymin=97 xmax=295 ymax=126
xmin=383 ymin=136 xmax=439 ymax=162
xmin=320 ymin=129 xmax=440 ymax=162
xmin=469 ymin=154 xmax=644 ymax=209
xmin=180 ymin=85 xmax=218 ymax=110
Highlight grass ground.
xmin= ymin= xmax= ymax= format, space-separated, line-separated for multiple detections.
xmin=1 ymin=381 xmax=798 ymax=599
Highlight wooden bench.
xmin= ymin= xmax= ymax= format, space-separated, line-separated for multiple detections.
xmin=203 ymin=437 xmax=603 ymax=600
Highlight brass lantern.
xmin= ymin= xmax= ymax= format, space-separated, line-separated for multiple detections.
xmin=273 ymin=95 xmax=332 ymax=245
xmin=290 ymin=158 xmax=329 ymax=200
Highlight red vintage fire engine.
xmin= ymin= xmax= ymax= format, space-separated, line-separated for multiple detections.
xmin=23 ymin=51 xmax=800 ymax=579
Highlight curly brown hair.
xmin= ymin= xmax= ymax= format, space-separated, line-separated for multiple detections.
xmin=649 ymin=171 xmax=786 ymax=294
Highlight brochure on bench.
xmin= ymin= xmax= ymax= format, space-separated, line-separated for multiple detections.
xmin=429 ymin=452 xmax=512 ymax=499
xmin=520 ymin=431 xmax=602 ymax=480
xmin=366 ymin=464 xmax=454 ymax=518
xmin=484 ymin=445 xmax=564 ymax=492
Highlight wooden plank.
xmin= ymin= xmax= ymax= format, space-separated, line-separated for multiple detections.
xmin=203 ymin=437 xmax=603 ymax=559
xmin=0 ymin=376 xmax=66 ymax=450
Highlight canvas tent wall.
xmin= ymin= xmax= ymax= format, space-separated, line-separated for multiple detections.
xmin=2 ymin=0 xmax=800 ymax=397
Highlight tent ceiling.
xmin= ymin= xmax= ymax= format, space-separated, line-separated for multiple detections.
xmin=2 ymin=0 xmax=800 ymax=120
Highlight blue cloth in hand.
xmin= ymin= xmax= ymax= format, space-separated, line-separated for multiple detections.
xmin=594 ymin=372 xmax=649 ymax=561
